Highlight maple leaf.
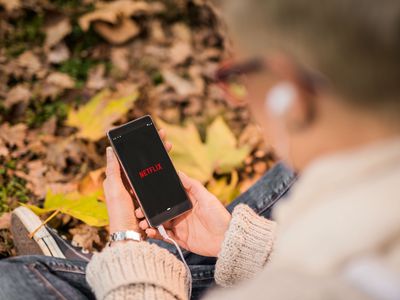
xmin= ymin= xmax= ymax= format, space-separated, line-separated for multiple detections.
xmin=25 ymin=190 xmax=108 ymax=227
xmin=157 ymin=117 xmax=250 ymax=183
xmin=66 ymin=89 xmax=138 ymax=141
xmin=207 ymin=171 xmax=240 ymax=205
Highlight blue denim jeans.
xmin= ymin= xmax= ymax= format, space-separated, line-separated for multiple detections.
xmin=0 ymin=163 xmax=296 ymax=300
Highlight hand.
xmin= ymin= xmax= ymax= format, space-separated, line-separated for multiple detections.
xmin=103 ymin=129 xmax=172 ymax=235
xmin=136 ymin=172 xmax=232 ymax=257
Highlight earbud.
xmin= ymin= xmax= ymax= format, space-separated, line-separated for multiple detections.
xmin=265 ymin=82 xmax=296 ymax=116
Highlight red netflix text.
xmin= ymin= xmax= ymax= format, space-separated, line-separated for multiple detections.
xmin=139 ymin=163 xmax=162 ymax=178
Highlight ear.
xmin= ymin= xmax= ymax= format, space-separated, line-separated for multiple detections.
xmin=266 ymin=55 xmax=316 ymax=131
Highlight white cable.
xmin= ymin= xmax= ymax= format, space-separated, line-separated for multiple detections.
xmin=158 ymin=225 xmax=192 ymax=298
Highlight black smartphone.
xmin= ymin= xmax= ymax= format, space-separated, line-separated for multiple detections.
xmin=107 ymin=115 xmax=192 ymax=227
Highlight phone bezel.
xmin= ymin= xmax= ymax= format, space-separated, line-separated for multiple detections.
xmin=107 ymin=115 xmax=192 ymax=227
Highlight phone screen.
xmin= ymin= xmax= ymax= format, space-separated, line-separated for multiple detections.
xmin=108 ymin=116 xmax=191 ymax=226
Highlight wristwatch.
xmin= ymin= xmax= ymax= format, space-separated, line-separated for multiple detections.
xmin=109 ymin=230 xmax=142 ymax=245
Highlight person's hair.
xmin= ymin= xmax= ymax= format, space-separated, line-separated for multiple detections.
xmin=222 ymin=0 xmax=400 ymax=119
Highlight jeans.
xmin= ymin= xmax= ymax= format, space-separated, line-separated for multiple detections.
xmin=0 ymin=163 xmax=296 ymax=300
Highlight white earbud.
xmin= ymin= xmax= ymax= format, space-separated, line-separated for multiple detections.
xmin=265 ymin=82 xmax=296 ymax=116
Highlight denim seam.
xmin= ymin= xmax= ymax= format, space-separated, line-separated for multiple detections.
xmin=48 ymin=261 xmax=86 ymax=274
xmin=28 ymin=263 xmax=69 ymax=300
xmin=258 ymin=175 xmax=297 ymax=216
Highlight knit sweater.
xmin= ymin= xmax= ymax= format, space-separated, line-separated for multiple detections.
xmin=87 ymin=138 xmax=400 ymax=300
xmin=87 ymin=204 xmax=275 ymax=300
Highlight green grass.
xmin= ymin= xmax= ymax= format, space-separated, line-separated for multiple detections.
xmin=25 ymin=99 xmax=68 ymax=128
xmin=0 ymin=162 xmax=30 ymax=214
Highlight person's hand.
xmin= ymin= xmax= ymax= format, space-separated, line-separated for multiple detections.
xmin=136 ymin=172 xmax=232 ymax=257
xmin=103 ymin=129 xmax=172 ymax=235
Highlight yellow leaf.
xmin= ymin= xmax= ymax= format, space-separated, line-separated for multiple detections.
xmin=25 ymin=190 xmax=108 ymax=227
xmin=207 ymin=171 xmax=240 ymax=205
xmin=157 ymin=117 xmax=250 ymax=183
xmin=206 ymin=116 xmax=250 ymax=174
xmin=66 ymin=89 xmax=138 ymax=141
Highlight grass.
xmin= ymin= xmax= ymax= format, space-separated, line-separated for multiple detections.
xmin=25 ymin=99 xmax=68 ymax=128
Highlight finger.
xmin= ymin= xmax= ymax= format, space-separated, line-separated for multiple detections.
xmin=135 ymin=208 xmax=145 ymax=219
xmin=105 ymin=147 xmax=121 ymax=181
xmin=178 ymin=170 xmax=212 ymax=203
xmin=139 ymin=219 xmax=150 ymax=230
xmin=164 ymin=141 xmax=172 ymax=152
xmin=158 ymin=128 xmax=166 ymax=140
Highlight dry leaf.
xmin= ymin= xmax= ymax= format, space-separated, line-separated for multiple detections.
xmin=169 ymin=41 xmax=192 ymax=65
xmin=79 ymin=0 xmax=164 ymax=31
xmin=66 ymin=89 xmax=139 ymax=141
xmin=0 ymin=139 xmax=9 ymax=157
xmin=78 ymin=168 xmax=105 ymax=200
xmin=5 ymin=84 xmax=31 ymax=108
xmin=15 ymin=160 xmax=48 ymax=197
xmin=17 ymin=51 xmax=42 ymax=75
xmin=86 ymin=64 xmax=107 ymax=90
xmin=48 ymin=43 xmax=70 ymax=64
xmin=94 ymin=18 xmax=140 ymax=45
xmin=162 ymin=69 xmax=198 ymax=97
xmin=0 ymin=213 xmax=11 ymax=230
xmin=44 ymin=16 xmax=72 ymax=49
xmin=46 ymin=72 xmax=75 ymax=89
xmin=0 ymin=123 xmax=27 ymax=148
xmin=111 ymin=47 xmax=129 ymax=73
xmin=69 ymin=224 xmax=100 ymax=251
xmin=0 ymin=0 xmax=20 ymax=12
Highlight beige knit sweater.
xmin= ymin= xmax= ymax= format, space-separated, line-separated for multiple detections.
xmin=87 ymin=138 xmax=400 ymax=300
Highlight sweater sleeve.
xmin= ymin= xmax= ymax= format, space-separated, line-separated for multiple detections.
xmin=215 ymin=204 xmax=276 ymax=287
xmin=86 ymin=241 xmax=188 ymax=300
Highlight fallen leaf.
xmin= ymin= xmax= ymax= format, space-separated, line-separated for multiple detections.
xmin=0 ymin=139 xmax=9 ymax=157
xmin=94 ymin=18 xmax=140 ymax=45
xmin=48 ymin=43 xmax=70 ymax=64
xmin=15 ymin=160 xmax=48 ymax=197
xmin=46 ymin=72 xmax=75 ymax=88
xmin=162 ymin=69 xmax=199 ymax=97
xmin=78 ymin=168 xmax=105 ymax=200
xmin=207 ymin=171 xmax=240 ymax=205
xmin=25 ymin=190 xmax=108 ymax=227
xmin=206 ymin=116 xmax=250 ymax=173
xmin=169 ymin=41 xmax=192 ymax=65
xmin=79 ymin=0 xmax=164 ymax=31
xmin=0 ymin=123 xmax=27 ymax=148
xmin=0 ymin=213 xmax=11 ymax=230
xmin=111 ymin=47 xmax=129 ymax=73
xmin=44 ymin=16 xmax=72 ymax=49
xmin=69 ymin=224 xmax=100 ymax=251
xmin=0 ymin=0 xmax=20 ymax=12
xmin=157 ymin=117 xmax=250 ymax=183
xmin=5 ymin=84 xmax=31 ymax=108
xmin=86 ymin=64 xmax=107 ymax=90
xmin=17 ymin=51 xmax=42 ymax=75
xmin=66 ymin=89 xmax=138 ymax=141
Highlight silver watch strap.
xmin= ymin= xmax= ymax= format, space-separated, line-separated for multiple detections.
xmin=109 ymin=230 xmax=142 ymax=244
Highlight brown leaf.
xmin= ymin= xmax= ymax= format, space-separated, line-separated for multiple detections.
xmin=79 ymin=0 xmax=164 ymax=31
xmin=94 ymin=18 xmax=140 ymax=45
xmin=86 ymin=64 xmax=107 ymax=90
xmin=169 ymin=41 xmax=192 ymax=65
xmin=17 ymin=51 xmax=42 ymax=75
xmin=0 ymin=123 xmax=27 ymax=148
xmin=0 ymin=139 xmax=9 ymax=157
xmin=162 ymin=69 xmax=198 ymax=97
xmin=46 ymin=72 xmax=75 ymax=88
xmin=0 ymin=0 xmax=20 ymax=12
xmin=0 ymin=213 xmax=11 ymax=230
xmin=15 ymin=160 xmax=48 ymax=197
xmin=5 ymin=84 xmax=31 ymax=108
xmin=48 ymin=43 xmax=70 ymax=64
xmin=111 ymin=47 xmax=129 ymax=73
xmin=69 ymin=224 xmax=100 ymax=251
xmin=78 ymin=168 xmax=105 ymax=200
xmin=44 ymin=16 xmax=72 ymax=49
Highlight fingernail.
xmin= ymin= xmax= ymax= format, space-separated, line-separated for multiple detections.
xmin=106 ymin=147 xmax=113 ymax=161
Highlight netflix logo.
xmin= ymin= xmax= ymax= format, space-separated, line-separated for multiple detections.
xmin=139 ymin=163 xmax=162 ymax=178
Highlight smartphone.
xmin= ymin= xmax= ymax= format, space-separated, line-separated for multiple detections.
xmin=107 ymin=115 xmax=192 ymax=227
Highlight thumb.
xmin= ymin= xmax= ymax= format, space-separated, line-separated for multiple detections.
xmin=105 ymin=147 xmax=123 ymax=187
xmin=178 ymin=171 xmax=211 ymax=200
